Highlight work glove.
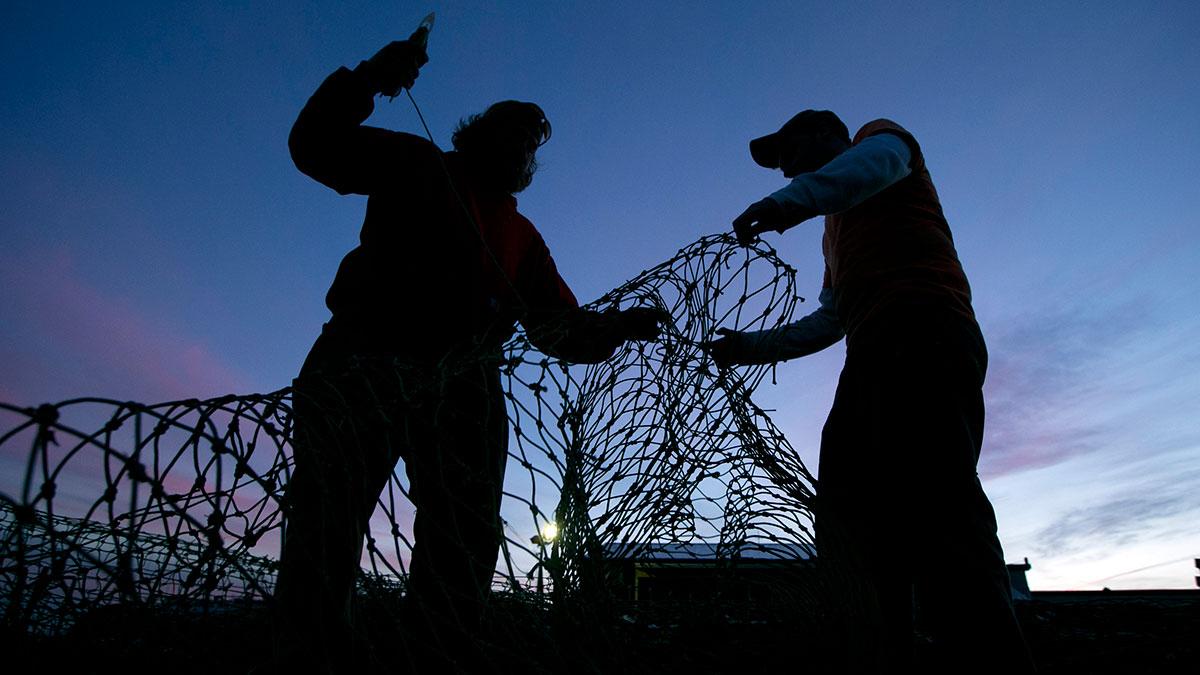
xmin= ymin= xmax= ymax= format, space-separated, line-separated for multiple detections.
xmin=360 ymin=37 xmax=429 ymax=97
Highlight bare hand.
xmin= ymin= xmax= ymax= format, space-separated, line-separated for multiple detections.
xmin=620 ymin=307 xmax=671 ymax=341
xmin=700 ymin=327 xmax=742 ymax=368
xmin=731 ymin=199 xmax=788 ymax=245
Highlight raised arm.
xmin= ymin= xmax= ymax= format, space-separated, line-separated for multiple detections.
xmin=288 ymin=40 xmax=431 ymax=195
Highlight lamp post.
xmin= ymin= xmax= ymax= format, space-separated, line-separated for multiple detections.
xmin=531 ymin=520 xmax=558 ymax=595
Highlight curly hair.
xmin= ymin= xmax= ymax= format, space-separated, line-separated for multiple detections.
xmin=451 ymin=101 xmax=551 ymax=194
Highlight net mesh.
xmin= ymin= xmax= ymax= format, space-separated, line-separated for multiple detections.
xmin=1 ymin=234 xmax=826 ymax=671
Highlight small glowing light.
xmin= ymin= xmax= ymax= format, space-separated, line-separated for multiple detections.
xmin=539 ymin=521 xmax=559 ymax=543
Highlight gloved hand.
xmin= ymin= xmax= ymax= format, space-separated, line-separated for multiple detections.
xmin=360 ymin=38 xmax=429 ymax=97
xmin=729 ymin=195 xmax=796 ymax=242
xmin=700 ymin=327 xmax=743 ymax=368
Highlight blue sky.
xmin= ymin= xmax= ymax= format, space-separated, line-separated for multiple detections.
xmin=1 ymin=1 xmax=1198 ymax=589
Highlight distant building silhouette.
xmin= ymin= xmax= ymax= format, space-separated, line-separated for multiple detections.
xmin=603 ymin=542 xmax=816 ymax=604
xmin=1007 ymin=558 xmax=1033 ymax=602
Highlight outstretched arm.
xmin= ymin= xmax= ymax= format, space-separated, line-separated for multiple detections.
xmin=704 ymin=287 xmax=844 ymax=366
xmin=526 ymin=306 xmax=666 ymax=364
xmin=733 ymin=133 xmax=913 ymax=243
xmin=513 ymin=226 xmax=668 ymax=363
xmin=288 ymin=40 xmax=430 ymax=195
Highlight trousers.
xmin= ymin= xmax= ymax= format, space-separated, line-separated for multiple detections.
xmin=274 ymin=326 xmax=508 ymax=671
xmin=815 ymin=306 xmax=1035 ymax=673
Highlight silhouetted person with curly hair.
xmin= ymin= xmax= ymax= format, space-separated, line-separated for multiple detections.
xmin=275 ymin=36 xmax=664 ymax=673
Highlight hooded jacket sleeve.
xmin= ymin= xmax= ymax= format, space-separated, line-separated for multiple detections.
xmin=514 ymin=228 xmax=629 ymax=364
xmin=289 ymin=66 xmax=438 ymax=195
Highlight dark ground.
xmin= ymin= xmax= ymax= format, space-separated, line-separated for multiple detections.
xmin=1015 ymin=592 xmax=1199 ymax=674
xmin=3 ymin=591 xmax=1197 ymax=673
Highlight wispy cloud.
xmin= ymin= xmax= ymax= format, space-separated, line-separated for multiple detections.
xmin=0 ymin=247 xmax=249 ymax=405
xmin=979 ymin=290 xmax=1193 ymax=477
xmin=990 ymin=436 xmax=1200 ymax=588
xmin=978 ymin=277 xmax=1200 ymax=587
xmin=1034 ymin=479 xmax=1200 ymax=557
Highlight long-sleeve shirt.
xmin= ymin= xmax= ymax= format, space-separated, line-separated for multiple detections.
xmin=768 ymin=133 xmax=912 ymax=220
xmin=725 ymin=120 xmax=976 ymax=361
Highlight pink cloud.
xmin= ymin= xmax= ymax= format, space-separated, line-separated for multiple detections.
xmin=2 ymin=248 xmax=250 ymax=404
xmin=980 ymin=427 xmax=1105 ymax=478
xmin=0 ymin=384 xmax=24 ymax=404
xmin=975 ymin=293 xmax=1161 ymax=478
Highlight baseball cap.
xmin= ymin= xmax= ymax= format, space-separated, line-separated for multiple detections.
xmin=749 ymin=110 xmax=847 ymax=168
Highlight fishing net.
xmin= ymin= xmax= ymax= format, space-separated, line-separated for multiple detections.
xmin=1 ymin=234 xmax=828 ymax=672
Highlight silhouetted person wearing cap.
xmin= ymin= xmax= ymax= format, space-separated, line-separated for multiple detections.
xmin=275 ymin=36 xmax=664 ymax=672
xmin=705 ymin=111 xmax=1034 ymax=673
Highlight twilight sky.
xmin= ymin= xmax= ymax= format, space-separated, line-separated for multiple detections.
xmin=2 ymin=1 xmax=1198 ymax=589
